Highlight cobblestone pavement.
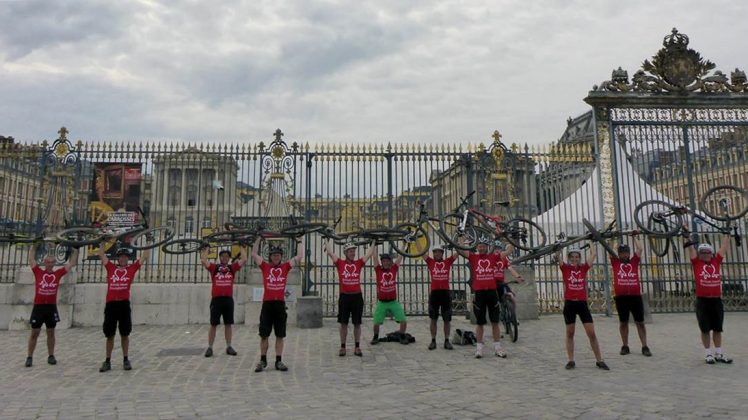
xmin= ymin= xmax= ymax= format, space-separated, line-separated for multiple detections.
xmin=2 ymin=313 xmax=747 ymax=419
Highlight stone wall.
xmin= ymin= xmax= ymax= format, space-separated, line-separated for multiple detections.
xmin=0 ymin=266 xmax=301 ymax=330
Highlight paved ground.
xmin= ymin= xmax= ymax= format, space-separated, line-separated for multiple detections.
xmin=2 ymin=313 xmax=748 ymax=419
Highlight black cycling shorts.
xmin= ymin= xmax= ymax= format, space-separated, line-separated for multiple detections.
xmin=103 ymin=300 xmax=132 ymax=337
xmin=695 ymin=297 xmax=724 ymax=333
xmin=614 ymin=295 xmax=644 ymax=324
xmin=259 ymin=300 xmax=287 ymax=338
xmin=210 ymin=296 xmax=235 ymax=326
xmin=30 ymin=304 xmax=59 ymax=329
xmin=337 ymin=293 xmax=364 ymax=325
xmin=473 ymin=289 xmax=500 ymax=325
xmin=428 ymin=290 xmax=452 ymax=322
xmin=563 ymin=300 xmax=593 ymax=325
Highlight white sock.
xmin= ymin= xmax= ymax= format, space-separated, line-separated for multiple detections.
xmin=715 ymin=347 xmax=722 ymax=355
xmin=476 ymin=342 xmax=484 ymax=351
xmin=705 ymin=348 xmax=713 ymax=357
xmin=493 ymin=341 xmax=502 ymax=351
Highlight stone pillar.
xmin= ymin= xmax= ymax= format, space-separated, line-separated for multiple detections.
xmin=296 ymin=296 xmax=323 ymax=328
xmin=594 ymin=107 xmax=617 ymax=226
xmin=507 ymin=266 xmax=538 ymax=320
xmin=595 ymin=107 xmax=618 ymax=316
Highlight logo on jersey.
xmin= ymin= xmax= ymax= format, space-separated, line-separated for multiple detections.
xmin=567 ymin=269 xmax=584 ymax=290
xmin=700 ymin=264 xmax=720 ymax=286
xmin=380 ymin=271 xmax=396 ymax=291
xmin=112 ymin=268 xmax=129 ymax=283
xmin=39 ymin=273 xmax=58 ymax=295
xmin=214 ymin=265 xmax=234 ymax=285
xmin=267 ymin=267 xmax=287 ymax=289
xmin=110 ymin=267 xmax=131 ymax=291
xmin=476 ymin=259 xmax=491 ymax=274
xmin=341 ymin=263 xmax=361 ymax=284
xmin=433 ymin=261 xmax=447 ymax=274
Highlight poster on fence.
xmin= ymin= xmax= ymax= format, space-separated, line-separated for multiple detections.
xmin=87 ymin=163 xmax=143 ymax=258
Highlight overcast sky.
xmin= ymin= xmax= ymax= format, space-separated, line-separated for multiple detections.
xmin=1 ymin=0 xmax=747 ymax=146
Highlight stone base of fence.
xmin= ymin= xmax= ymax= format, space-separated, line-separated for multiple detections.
xmin=642 ymin=293 xmax=653 ymax=324
xmin=0 ymin=267 xmax=305 ymax=330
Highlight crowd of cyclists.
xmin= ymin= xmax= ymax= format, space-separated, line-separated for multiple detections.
xmin=22 ymin=219 xmax=734 ymax=372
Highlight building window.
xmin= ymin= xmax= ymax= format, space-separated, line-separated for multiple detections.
xmin=186 ymin=169 xmax=198 ymax=207
xmin=203 ymin=169 xmax=215 ymax=207
xmin=168 ymin=169 xmax=181 ymax=206
xmin=202 ymin=217 xmax=212 ymax=228
xmin=167 ymin=216 xmax=176 ymax=231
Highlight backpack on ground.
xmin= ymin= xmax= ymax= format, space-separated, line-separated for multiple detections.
xmin=452 ymin=328 xmax=477 ymax=345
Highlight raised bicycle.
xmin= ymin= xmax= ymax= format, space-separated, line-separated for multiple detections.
xmin=56 ymin=207 xmax=173 ymax=250
xmin=440 ymin=191 xmax=547 ymax=252
xmin=633 ymin=185 xmax=745 ymax=256
xmin=512 ymin=218 xmax=633 ymax=264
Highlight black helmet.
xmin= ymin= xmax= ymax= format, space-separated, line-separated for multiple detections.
xmin=268 ymin=246 xmax=284 ymax=256
xmin=379 ymin=253 xmax=393 ymax=261
xmin=115 ymin=248 xmax=133 ymax=257
xmin=617 ymin=244 xmax=631 ymax=253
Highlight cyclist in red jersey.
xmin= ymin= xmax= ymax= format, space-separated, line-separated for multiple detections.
xmin=609 ymin=236 xmax=651 ymax=357
xmin=370 ymin=251 xmax=408 ymax=345
xmin=682 ymin=226 xmax=732 ymax=364
xmin=556 ymin=246 xmax=608 ymax=370
xmin=251 ymin=238 xmax=304 ymax=372
xmin=200 ymin=245 xmax=248 ymax=358
xmin=455 ymin=236 xmax=507 ymax=359
xmin=420 ymin=244 xmax=457 ymax=350
xmin=97 ymin=246 xmax=150 ymax=372
xmin=323 ymin=240 xmax=375 ymax=357
xmin=25 ymin=243 xmax=78 ymax=367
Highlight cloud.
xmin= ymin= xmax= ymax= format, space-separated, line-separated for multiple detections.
xmin=0 ymin=0 xmax=134 ymax=60
xmin=1 ymin=0 xmax=747 ymax=144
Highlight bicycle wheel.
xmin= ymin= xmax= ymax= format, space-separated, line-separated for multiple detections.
xmin=0 ymin=233 xmax=38 ymax=244
xmin=501 ymin=217 xmax=547 ymax=251
xmin=55 ymin=227 xmax=103 ymax=247
xmin=700 ymin=185 xmax=748 ymax=222
xmin=583 ymin=218 xmax=618 ymax=259
xmin=280 ymin=223 xmax=327 ymax=237
xmin=507 ymin=301 xmax=518 ymax=342
xmin=129 ymin=226 xmax=175 ymax=250
xmin=204 ymin=230 xmax=258 ymax=244
xmin=357 ymin=228 xmax=411 ymax=243
xmin=331 ymin=231 xmax=369 ymax=246
xmin=634 ymin=200 xmax=682 ymax=237
xmin=162 ymin=239 xmax=208 ymax=255
xmin=646 ymin=217 xmax=671 ymax=257
xmin=439 ymin=213 xmax=478 ymax=251
xmin=390 ymin=222 xmax=430 ymax=258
